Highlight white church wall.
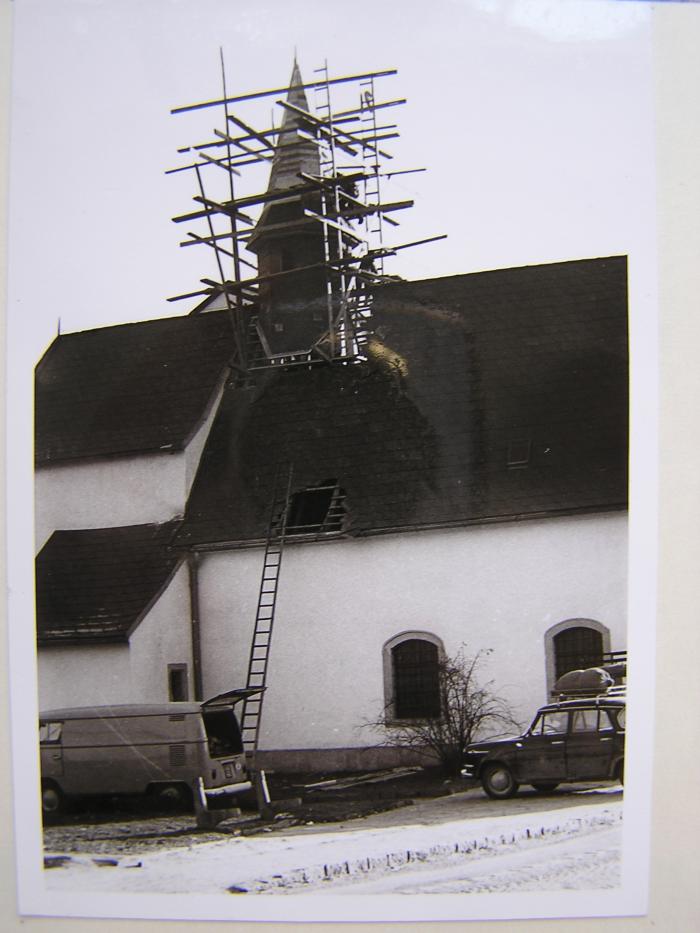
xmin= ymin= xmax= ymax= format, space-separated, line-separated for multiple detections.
xmin=38 ymin=643 xmax=132 ymax=710
xmin=37 ymin=565 xmax=192 ymax=710
xmin=34 ymin=377 xmax=226 ymax=552
xmin=35 ymin=452 xmax=188 ymax=551
xmin=197 ymin=511 xmax=627 ymax=765
xmin=129 ymin=564 xmax=193 ymax=703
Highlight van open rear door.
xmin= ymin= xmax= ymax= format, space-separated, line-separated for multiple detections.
xmin=200 ymin=687 xmax=264 ymax=709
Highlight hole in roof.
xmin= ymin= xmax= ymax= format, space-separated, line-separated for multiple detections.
xmin=285 ymin=479 xmax=345 ymax=535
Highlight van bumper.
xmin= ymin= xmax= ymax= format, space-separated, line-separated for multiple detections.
xmin=197 ymin=777 xmax=252 ymax=809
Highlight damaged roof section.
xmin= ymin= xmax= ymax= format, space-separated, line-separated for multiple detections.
xmin=36 ymin=521 xmax=183 ymax=645
xmin=176 ymin=256 xmax=629 ymax=547
xmin=35 ymin=310 xmax=237 ymax=464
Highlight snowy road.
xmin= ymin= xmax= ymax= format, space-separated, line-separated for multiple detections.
xmin=289 ymin=823 xmax=621 ymax=894
xmin=43 ymin=793 xmax=623 ymax=895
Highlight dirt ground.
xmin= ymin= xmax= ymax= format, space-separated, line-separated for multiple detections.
xmin=43 ymin=766 xmax=462 ymax=855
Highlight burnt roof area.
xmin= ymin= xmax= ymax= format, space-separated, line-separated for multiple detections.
xmin=36 ymin=522 xmax=183 ymax=645
xmin=35 ymin=310 xmax=236 ymax=464
xmin=176 ymin=255 xmax=629 ymax=547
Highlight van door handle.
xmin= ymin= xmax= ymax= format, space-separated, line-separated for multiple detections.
xmin=52 ymin=753 xmax=61 ymax=760
xmin=600 ymin=737 xmax=612 ymax=742
xmin=551 ymin=740 xmax=565 ymax=746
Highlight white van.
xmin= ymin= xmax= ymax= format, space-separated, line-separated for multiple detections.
xmin=39 ymin=689 xmax=256 ymax=817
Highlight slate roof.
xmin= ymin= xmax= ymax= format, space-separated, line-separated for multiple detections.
xmin=35 ymin=310 xmax=236 ymax=464
xmin=175 ymin=256 xmax=629 ymax=547
xmin=36 ymin=522 xmax=183 ymax=645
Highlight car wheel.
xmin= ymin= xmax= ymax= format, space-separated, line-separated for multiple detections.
xmin=41 ymin=781 xmax=64 ymax=818
xmin=481 ymin=763 xmax=519 ymax=799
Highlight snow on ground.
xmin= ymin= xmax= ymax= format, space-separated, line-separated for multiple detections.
xmin=43 ymin=799 xmax=622 ymax=896
xmin=289 ymin=823 xmax=622 ymax=894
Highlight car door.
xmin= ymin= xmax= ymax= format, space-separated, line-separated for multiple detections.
xmin=514 ymin=709 xmax=568 ymax=782
xmin=566 ymin=707 xmax=617 ymax=780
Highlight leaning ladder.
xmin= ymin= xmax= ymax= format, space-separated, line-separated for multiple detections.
xmin=240 ymin=463 xmax=294 ymax=756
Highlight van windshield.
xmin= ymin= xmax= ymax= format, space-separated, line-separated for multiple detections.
xmin=202 ymin=708 xmax=243 ymax=758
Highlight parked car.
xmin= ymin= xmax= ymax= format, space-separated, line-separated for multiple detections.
xmin=461 ymin=696 xmax=625 ymax=799
xmin=39 ymin=689 xmax=258 ymax=817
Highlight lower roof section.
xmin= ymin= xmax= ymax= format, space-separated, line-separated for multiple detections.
xmin=36 ymin=521 xmax=183 ymax=645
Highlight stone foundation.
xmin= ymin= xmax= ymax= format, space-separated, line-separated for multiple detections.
xmin=254 ymin=745 xmax=437 ymax=773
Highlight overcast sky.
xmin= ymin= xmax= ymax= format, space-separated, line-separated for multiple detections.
xmin=9 ymin=0 xmax=655 ymax=361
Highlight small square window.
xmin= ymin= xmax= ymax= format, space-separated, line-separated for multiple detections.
xmin=507 ymin=439 xmax=531 ymax=469
xmin=168 ymin=664 xmax=189 ymax=702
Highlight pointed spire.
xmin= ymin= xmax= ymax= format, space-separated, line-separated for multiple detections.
xmin=265 ymin=59 xmax=320 ymax=192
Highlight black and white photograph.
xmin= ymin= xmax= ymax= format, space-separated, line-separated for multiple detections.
xmin=6 ymin=0 xmax=662 ymax=923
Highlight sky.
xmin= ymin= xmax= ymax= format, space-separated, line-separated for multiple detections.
xmin=8 ymin=0 xmax=655 ymax=363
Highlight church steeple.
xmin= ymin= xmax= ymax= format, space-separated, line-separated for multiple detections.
xmin=247 ymin=60 xmax=328 ymax=355
xmin=263 ymin=59 xmax=320 ymax=194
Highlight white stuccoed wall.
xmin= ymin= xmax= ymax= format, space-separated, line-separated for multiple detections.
xmin=34 ymin=452 xmax=188 ymax=550
xmin=197 ymin=512 xmax=627 ymax=754
xmin=38 ymin=644 xmax=132 ymax=710
xmin=34 ymin=379 xmax=225 ymax=551
xmin=129 ymin=564 xmax=194 ymax=702
xmin=38 ymin=564 xmax=193 ymax=710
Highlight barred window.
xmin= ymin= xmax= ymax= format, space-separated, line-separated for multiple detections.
xmin=553 ymin=626 xmax=603 ymax=680
xmin=392 ymin=638 xmax=441 ymax=719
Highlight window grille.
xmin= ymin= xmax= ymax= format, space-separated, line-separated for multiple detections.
xmin=553 ymin=626 xmax=604 ymax=680
xmin=392 ymin=638 xmax=441 ymax=719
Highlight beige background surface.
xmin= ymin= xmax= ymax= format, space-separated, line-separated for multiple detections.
xmin=2 ymin=0 xmax=699 ymax=929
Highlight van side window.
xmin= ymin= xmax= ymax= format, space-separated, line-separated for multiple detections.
xmin=39 ymin=722 xmax=62 ymax=743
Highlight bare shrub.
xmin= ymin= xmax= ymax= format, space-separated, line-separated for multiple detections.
xmin=369 ymin=647 xmax=521 ymax=776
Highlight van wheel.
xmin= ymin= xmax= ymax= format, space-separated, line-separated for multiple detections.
xmin=481 ymin=763 xmax=519 ymax=799
xmin=41 ymin=782 xmax=64 ymax=818
xmin=150 ymin=783 xmax=193 ymax=811
xmin=617 ymin=760 xmax=624 ymax=786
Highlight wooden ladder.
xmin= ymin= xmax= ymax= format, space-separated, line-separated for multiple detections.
xmin=240 ymin=463 xmax=294 ymax=755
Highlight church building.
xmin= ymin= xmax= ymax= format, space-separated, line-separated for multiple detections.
xmin=34 ymin=63 xmax=628 ymax=771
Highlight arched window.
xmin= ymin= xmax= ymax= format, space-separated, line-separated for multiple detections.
xmin=553 ymin=626 xmax=604 ymax=680
xmin=544 ymin=620 xmax=610 ymax=695
xmin=383 ymin=632 xmax=443 ymax=720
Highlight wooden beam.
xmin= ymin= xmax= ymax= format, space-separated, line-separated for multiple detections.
xmin=213 ymin=128 xmax=274 ymax=162
xmin=331 ymin=98 xmax=406 ymax=119
xmin=171 ymin=69 xmax=398 ymax=114
xmin=303 ymin=208 xmax=366 ymax=244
